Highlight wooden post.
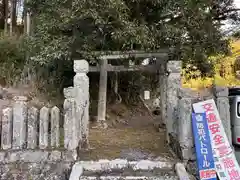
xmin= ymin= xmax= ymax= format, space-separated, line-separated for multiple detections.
xmin=97 ymin=58 xmax=108 ymax=128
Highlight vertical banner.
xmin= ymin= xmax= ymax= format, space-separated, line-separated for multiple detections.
xmin=192 ymin=113 xmax=217 ymax=180
xmin=193 ymin=99 xmax=240 ymax=180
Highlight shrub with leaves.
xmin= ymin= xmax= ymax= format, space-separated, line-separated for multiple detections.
xmin=183 ymin=40 xmax=240 ymax=89
xmin=0 ymin=35 xmax=26 ymax=85
xmin=26 ymin=0 xmax=240 ymax=67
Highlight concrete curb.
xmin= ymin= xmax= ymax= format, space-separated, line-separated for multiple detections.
xmin=69 ymin=159 xmax=180 ymax=180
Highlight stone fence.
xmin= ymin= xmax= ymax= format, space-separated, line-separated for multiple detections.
xmin=0 ymin=98 xmax=77 ymax=164
xmin=0 ymin=60 xmax=90 ymax=166
xmin=169 ymin=86 xmax=231 ymax=175
xmin=1 ymin=99 xmax=60 ymax=150
xmin=0 ymin=60 xmax=89 ymax=179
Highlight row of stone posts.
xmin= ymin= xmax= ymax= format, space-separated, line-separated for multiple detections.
xmin=1 ymin=98 xmax=60 ymax=150
xmin=0 ymin=60 xmax=90 ymax=152
xmin=160 ymin=60 xmax=232 ymax=164
xmin=159 ymin=60 xmax=182 ymax=143
xmin=159 ymin=60 xmax=195 ymax=160
xmin=172 ymin=86 xmax=231 ymax=175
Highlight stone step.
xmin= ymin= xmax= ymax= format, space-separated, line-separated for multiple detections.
xmin=82 ymin=169 xmax=175 ymax=177
xmin=74 ymin=159 xmax=176 ymax=171
xmin=69 ymin=159 xmax=190 ymax=180
xmin=79 ymin=175 xmax=178 ymax=180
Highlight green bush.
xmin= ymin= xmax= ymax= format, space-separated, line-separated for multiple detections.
xmin=0 ymin=35 xmax=26 ymax=85
xmin=183 ymin=40 xmax=240 ymax=89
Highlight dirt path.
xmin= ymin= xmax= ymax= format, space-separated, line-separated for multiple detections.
xmin=80 ymin=104 xmax=176 ymax=161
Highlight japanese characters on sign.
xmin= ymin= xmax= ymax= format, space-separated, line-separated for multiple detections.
xmin=193 ymin=99 xmax=240 ymax=180
xmin=192 ymin=113 xmax=217 ymax=180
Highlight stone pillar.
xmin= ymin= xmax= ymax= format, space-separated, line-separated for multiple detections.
xmin=51 ymin=106 xmax=60 ymax=148
xmin=73 ymin=59 xmax=89 ymax=149
xmin=159 ymin=61 xmax=167 ymax=125
xmin=39 ymin=106 xmax=50 ymax=149
xmin=27 ymin=107 xmax=39 ymax=149
xmin=63 ymin=87 xmax=78 ymax=150
xmin=213 ymin=86 xmax=232 ymax=144
xmin=175 ymin=88 xmax=198 ymax=160
xmin=1 ymin=107 xmax=13 ymax=149
xmin=166 ymin=61 xmax=182 ymax=143
xmin=97 ymin=58 xmax=108 ymax=128
xmin=12 ymin=96 xmax=28 ymax=149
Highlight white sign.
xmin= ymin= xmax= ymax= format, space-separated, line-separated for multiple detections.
xmin=144 ymin=91 xmax=150 ymax=100
xmin=193 ymin=99 xmax=240 ymax=180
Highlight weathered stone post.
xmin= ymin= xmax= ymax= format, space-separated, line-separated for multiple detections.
xmin=70 ymin=59 xmax=90 ymax=149
xmin=166 ymin=61 xmax=182 ymax=143
xmin=1 ymin=107 xmax=13 ymax=149
xmin=213 ymin=86 xmax=232 ymax=144
xmin=27 ymin=107 xmax=39 ymax=149
xmin=51 ymin=106 xmax=60 ymax=148
xmin=97 ymin=58 xmax=108 ymax=128
xmin=175 ymin=88 xmax=198 ymax=160
xmin=63 ymin=60 xmax=90 ymax=151
xmin=12 ymin=96 xmax=28 ymax=149
xmin=39 ymin=107 xmax=50 ymax=149
xmin=63 ymin=87 xmax=79 ymax=150
xmin=159 ymin=61 xmax=167 ymax=125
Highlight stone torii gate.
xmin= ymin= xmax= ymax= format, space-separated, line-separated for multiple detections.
xmin=87 ymin=51 xmax=182 ymax=143
xmin=89 ymin=51 xmax=168 ymax=128
xmin=63 ymin=51 xmax=182 ymax=150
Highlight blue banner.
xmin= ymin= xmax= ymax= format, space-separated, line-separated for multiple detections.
xmin=192 ymin=113 xmax=217 ymax=180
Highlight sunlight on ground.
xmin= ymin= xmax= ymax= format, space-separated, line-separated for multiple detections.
xmin=79 ymin=127 xmax=172 ymax=160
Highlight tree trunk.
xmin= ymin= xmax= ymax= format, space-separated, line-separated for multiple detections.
xmin=21 ymin=5 xmax=24 ymax=25
xmin=23 ymin=1 xmax=27 ymax=34
xmin=21 ymin=0 xmax=32 ymax=85
xmin=0 ymin=0 xmax=5 ymax=29
xmin=4 ymin=0 xmax=8 ymax=35
xmin=113 ymin=72 xmax=122 ymax=104
xmin=12 ymin=0 xmax=16 ymax=33
xmin=9 ymin=0 xmax=15 ymax=35
xmin=23 ymin=0 xmax=30 ymax=35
